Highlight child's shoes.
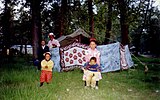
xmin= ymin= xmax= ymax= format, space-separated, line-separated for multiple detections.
xmin=95 ymin=86 xmax=99 ymax=90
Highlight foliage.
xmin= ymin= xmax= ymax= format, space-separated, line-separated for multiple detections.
xmin=0 ymin=0 xmax=160 ymax=56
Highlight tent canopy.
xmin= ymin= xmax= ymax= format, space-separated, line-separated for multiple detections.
xmin=57 ymin=28 xmax=91 ymax=47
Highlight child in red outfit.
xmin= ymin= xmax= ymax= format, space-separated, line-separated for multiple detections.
xmin=40 ymin=52 xmax=54 ymax=87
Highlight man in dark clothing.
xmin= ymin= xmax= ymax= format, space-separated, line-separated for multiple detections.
xmin=37 ymin=40 xmax=49 ymax=70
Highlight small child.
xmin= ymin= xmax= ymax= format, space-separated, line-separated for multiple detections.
xmin=40 ymin=52 xmax=54 ymax=87
xmin=82 ymin=57 xmax=101 ymax=89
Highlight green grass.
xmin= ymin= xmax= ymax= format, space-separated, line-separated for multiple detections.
xmin=0 ymin=56 xmax=160 ymax=100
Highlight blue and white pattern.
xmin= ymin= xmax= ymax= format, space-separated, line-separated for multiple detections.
xmin=50 ymin=47 xmax=61 ymax=72
xmin=97 ymin=42 xmax=121 ymax=73
xmin=49 ymin=42 xmax=134 ymax=73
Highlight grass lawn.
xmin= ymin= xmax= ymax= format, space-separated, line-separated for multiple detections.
xmin=0 ymin=56 xmax=160 ymax=100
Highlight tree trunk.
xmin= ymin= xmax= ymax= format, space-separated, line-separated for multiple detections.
xmin=2 ymin=0 xmax=12 ymax=49
xmin=105 ymin=0 xmax=112 ymax=44
xmin=117 ymin=0 xmax=129 ymax=45
xmin=60 ymin=0 xmax=68 ymax=36
xmin=31 ymin=0 xmax=42 ymax=59
xmin=88 ymin=0 xmax=94 ymax=37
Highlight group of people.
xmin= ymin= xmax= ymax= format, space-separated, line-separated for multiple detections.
xmin=37 ymin=33 xmax=60 ymax=70
xmin=38 ymin=33 xmax=102 ymax=89
xmin=38 ymin=33 xmax=60 ymax=86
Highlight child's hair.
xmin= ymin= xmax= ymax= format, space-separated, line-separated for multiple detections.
xmin=44 ymin=52 xmax=51 ymax=57
xmin=90 ymin=57 xmax=97 ymax=62
xmin=41 ymin=40 xmax=46 ymax=43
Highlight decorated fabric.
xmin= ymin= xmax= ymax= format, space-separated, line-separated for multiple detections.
xmin=60 ymin=42 xmax=89 ymax=71
xmin=97 ymin=42 xmax=121 ymax=73
xmin=54 ymin=42 xmax=133 ymax=72
xmin=120 ymin=45 xmax=129 ymax=70
xmin=50 ymin=47 xmax=61 ymax=72
xmin=125 ymin=45 xmax=134 ymax=68
xmin=97 ymin=42 xmax=134 ymax=73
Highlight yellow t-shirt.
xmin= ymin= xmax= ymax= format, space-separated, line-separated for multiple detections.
xmin=41 ymin=59 xmax=54 ymax=71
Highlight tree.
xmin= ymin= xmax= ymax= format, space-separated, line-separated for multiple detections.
xmin=148 ymin=14 xmax=160 ymax=57
xmin=2 ymin=0 xmax=13 ymax=48
xmin=117 ymin=0 xmax=129 ymax=45
xmin=88 ymin=0 xmax=94 ymax=37
xmin=60 ymin=0 xmax=68 ymax=36
xmin=29 ymin=0 xmax=42 ymax=59
xmin=105 ymin=0 xmax=113 ymax=44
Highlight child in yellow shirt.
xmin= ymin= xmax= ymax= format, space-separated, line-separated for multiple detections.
xmin=40 ymin=52 xmax=54 ymax=87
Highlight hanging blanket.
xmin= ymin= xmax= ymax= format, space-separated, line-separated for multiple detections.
xmin=97 ymin=42 xmax=121 ymax=73
xmin=60 ymin=42 xmax=89 ymax=71
xmin=97 ymin=42 xmax=134 ymax=73
xmin=125 ymin=45 xmax=134 ymax=68
xmin=59 ymin=42 xmax=134 ymax=72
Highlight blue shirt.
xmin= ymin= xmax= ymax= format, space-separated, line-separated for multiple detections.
xmin=84 ymin=62 xmax=101 ymax=72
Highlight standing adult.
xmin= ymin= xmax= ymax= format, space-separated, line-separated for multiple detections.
xmin=37 ymin=40 xmax=49 ymax=70
xmin=48 ymin=33 xmax=60 ymax=48
xmin=48 ymin=33 xmax=61 ymax=72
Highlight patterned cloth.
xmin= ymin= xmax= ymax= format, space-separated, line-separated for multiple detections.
xmin=120 ymin=44 xmax=128 ymax=69
xmin=60 ymin=42 xmax=88 ymax=71
xmin=97 ymin=42 xmax=134 ymax=73
xmin=54 ymin=42 xmax=134 ymax=72
xmin=97 ymin=42 xmax=120 ymax=72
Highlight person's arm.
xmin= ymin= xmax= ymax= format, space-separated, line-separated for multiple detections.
xmin=96 ymin=64 xmax=101 ymax=72
xmin=55 ymin=40 xmax=60 ymax=47
xmin=48 ymin=41 xmax=52 ymax=48
xmin=45 ymin=46 xmax=49 ymax=52
xmin=48 ymin=60 xmax=54 ymax=69
xmin=41 ymin=60 xmax=47 ymax=69
xmin=81 ymin=62 xmax=89 ymax=70
xmin=85 ymin=50 xmax=90 ymax=63
xmin=51 ymin=40 xmax=60 ymax=48
xmin=96 ymin=51 xmax=100 ymax=66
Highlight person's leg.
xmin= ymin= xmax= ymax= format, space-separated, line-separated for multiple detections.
xmin=83 ymin=70 xmax=88 ymax=86
xmin=84 ymin=81 xmax=86 ymax=86
xmin=91 ymin=72 xmax=99 ymax=89
xmin=96 ymin=81 xmax=98 ymax=86
xmin=86 ymin=72 xmax=93 ymax=87
xmin=40 ymin=70 xmax=45 ymax=87
xmin=91 ymin=74 xmax=96 ymax=88
xmin=40 ymin=82 xmax=44 ymax=87
xmin=46 ymin=71 xmax=52 ymax=84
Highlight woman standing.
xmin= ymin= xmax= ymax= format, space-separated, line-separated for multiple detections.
xmin=48 ymin=33 xmax=61 ymax=72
